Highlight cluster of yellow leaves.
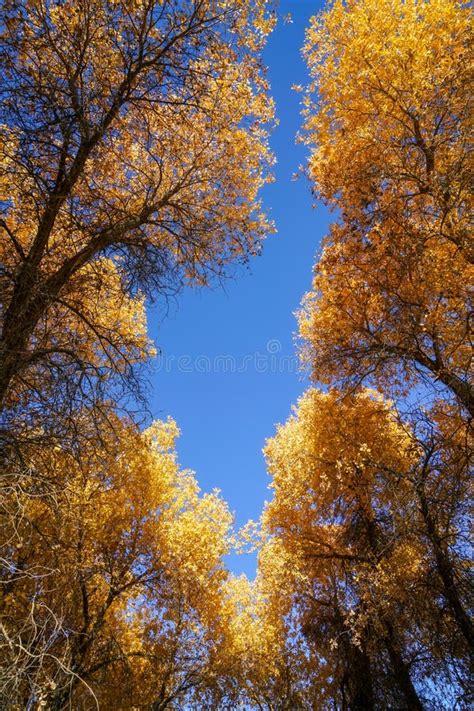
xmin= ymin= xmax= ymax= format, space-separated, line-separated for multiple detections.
xmin=2 ymin=412 xmax=233 ymax=708
xmin=264 ymin=389 xmax=414 ymax=531
xmin=298 ymin=0 xmax=473 ymax=408
xmin=255 ymin=389 xmax=443 ymax=705
xmin=207 ymin=551 xmax=319 ymax=709
xmin=303 ymin=0 xmax=471 ymax=218
xmin=0 ymin=0 xmax=277 ymax=418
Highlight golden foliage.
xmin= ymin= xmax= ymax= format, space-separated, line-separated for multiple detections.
xmin=299 ymin=0 xmax=473 ymax=414
xmin=0 ymin=0 xmax=276 ymax=413
xmin=1 ymin=412 xmax=233 ymax=707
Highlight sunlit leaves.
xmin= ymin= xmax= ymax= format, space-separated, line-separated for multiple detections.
xmin=298 ymin=0 xmax=473 ymax=413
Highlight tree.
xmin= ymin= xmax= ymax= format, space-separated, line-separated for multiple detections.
xmin=0 ymin=412 xmax=232 ymax=709
xmin=260 ymin=388 xmax=472 ymax=709
xmin=298 ymin=0 xmax=473 ymax=415
xmin=199 ymin=547 xmax=322 ymax=710
xmin=0 ymin=0 xmax=275 ymax=426
xmin=408 ymin=402 xmax=473 ymax=653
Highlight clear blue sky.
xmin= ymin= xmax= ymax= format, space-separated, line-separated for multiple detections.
xmin=148 ymin=1 xmax=330 ymax=577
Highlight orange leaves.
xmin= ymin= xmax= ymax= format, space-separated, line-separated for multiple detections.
xmin=0 ymin=0 xmax=276 ymax=420
xmin=5 ymin=409 xmax=234 ymax=708
xmin=298 ymin=0 xmax=473 ymax=411
xmin=263 ymin=388 xmax=412 ymax=537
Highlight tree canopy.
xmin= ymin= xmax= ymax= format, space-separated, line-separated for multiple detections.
xmin=1 ymin=0 xmax=472 ymax=708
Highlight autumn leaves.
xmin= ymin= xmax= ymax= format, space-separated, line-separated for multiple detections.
xmin=0 ymin=1 xmax=274 ymax=707
xmin=299 ymin=0 xmax=472 ymax=412
xmin=256 ymin=0 xmax=472 ymax=707
xmin=0 ymin=0 xmax=472 ymax=708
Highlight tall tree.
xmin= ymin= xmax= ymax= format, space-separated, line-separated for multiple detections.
xmin=0 ymin=4 xmax=277 ymax=705
xmin=0 ymin=0 xmax=275 ymax=425
xmin=298 ymin=0 xmax=473 ymax=415
xmin=0 ymin=413 xmax=232 ymax=709
xmin=261 ymin=388 xmax=472 ymax=709
xmin=198 ymin=544 xmax=322 ymax=710
xmin=256 ymin=3 xmax=473 ymax=707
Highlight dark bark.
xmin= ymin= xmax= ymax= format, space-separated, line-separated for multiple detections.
xmin=383 ymin=620 xmax=424 ymax=710
xmin=365 ymin=515 xmax=424 ymax=709
xmin=418 ymin=487 xmax=474 ymax=650
xmin=343 ymin=640 xmax=375 ymax=711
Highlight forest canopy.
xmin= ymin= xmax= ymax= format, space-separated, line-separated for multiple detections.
xmin=0 ymin=0 xmax=472 ymax=709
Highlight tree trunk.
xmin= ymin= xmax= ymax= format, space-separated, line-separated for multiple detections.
xmin=383 ymin=621 xmax=424 ymax=710
xmin=418 ymin=489 xmax=474 ymax=650
xmin=340 ymin=633 xmax=375 ymax=711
